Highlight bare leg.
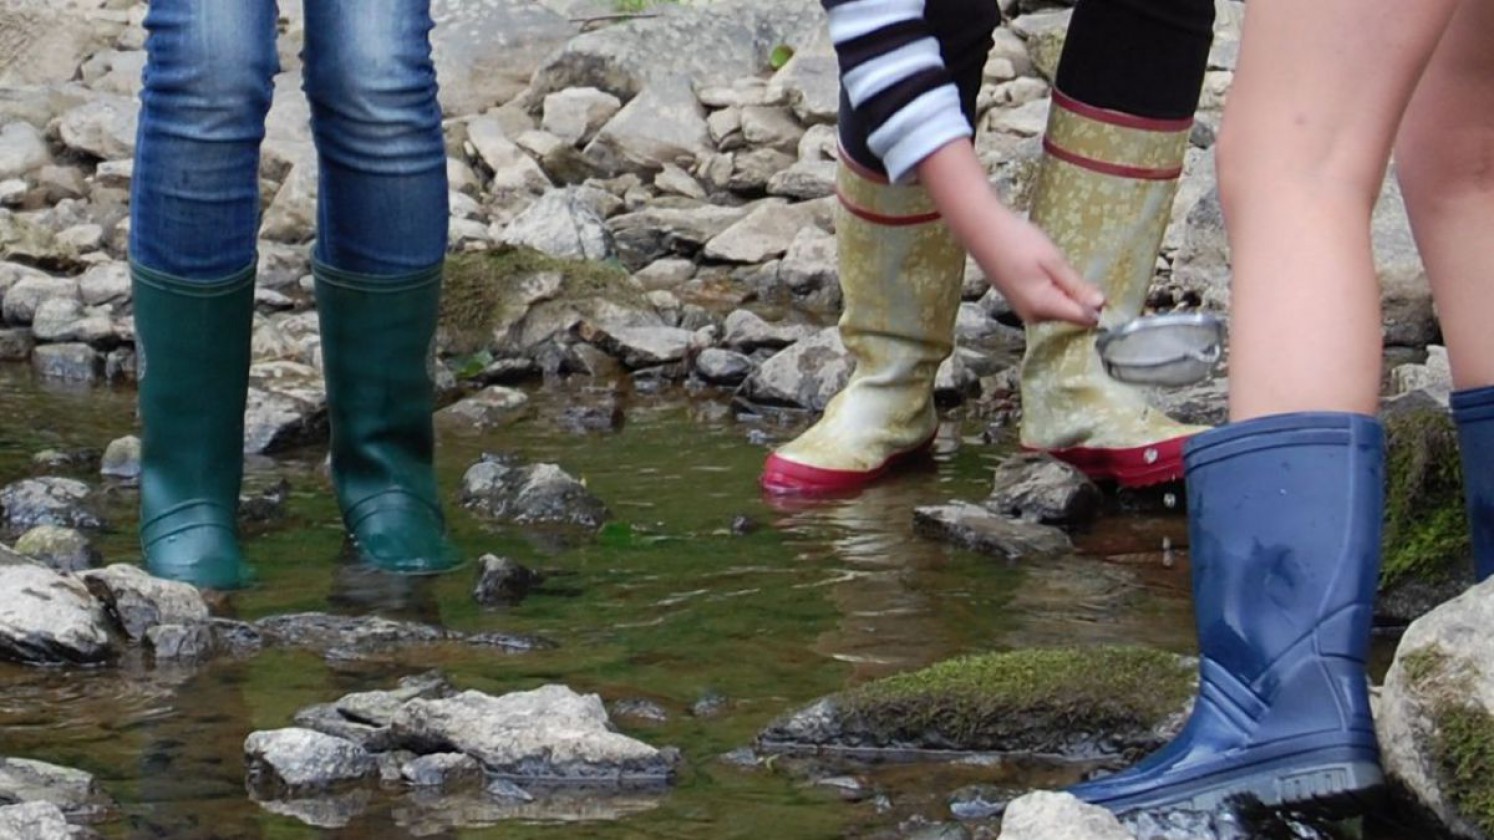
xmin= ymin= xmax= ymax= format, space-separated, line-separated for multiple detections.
xmin=1396 ymin=0 xmax=1494 ymax=390
xmin=1217 ymin=0 xmax=1457 ymax=420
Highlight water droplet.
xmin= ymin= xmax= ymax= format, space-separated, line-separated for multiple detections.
xmin=1162 ymin=535 xmax=1175 ymax=568
xmin=1144 ymin=448 xmax=1159 ymax=464
xmin=1163 ymin=492 xmax=1177 ymax=509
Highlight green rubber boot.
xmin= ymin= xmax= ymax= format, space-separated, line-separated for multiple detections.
xmin=133 ymin=262 xmax=255 ymax=590
xmin=314 ymin=260 xmax=460 ymax=574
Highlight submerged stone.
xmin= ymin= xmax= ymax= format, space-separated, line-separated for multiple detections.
xmin=459 ymin=454 xmax=610 ymax=530
xmin=758 ymin=646 xmax=1194 ymax=759
xmin=912 ymin=502 xmax=1072 ymax=560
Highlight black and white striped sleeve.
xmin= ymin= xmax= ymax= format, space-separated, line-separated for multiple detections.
xmin=824 ymin=0 xmax=972 ymax=183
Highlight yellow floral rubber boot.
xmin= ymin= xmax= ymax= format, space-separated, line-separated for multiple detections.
xmin=761 ymin=155 xmax=965 ymax=495
xmin=1019 ymin=91 xmax=1208 ymax=487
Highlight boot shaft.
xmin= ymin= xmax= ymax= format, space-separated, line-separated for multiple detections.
xmin=1184 ymin=413 xmax=1384 ymax=734
xmin=1452 ymin=385 xmax=1494 ymax=580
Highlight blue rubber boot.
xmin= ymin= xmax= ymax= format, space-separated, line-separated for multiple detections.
xmin=1067 ymin=412 xmax=1385 ymax=815
xmin=1452 ymin=386 xmax=1494 ymax=581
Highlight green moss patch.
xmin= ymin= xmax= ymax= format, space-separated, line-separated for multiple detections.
xmin=440 ymin=246 xmax=639 ymax=355
xmin=763 ymin=647 xmax=1195 ymax=758
xmin=1382 ymin=403 xmax=1471 ymax=591
xmin=1401 ymin=646 xmax=1494 ymax=835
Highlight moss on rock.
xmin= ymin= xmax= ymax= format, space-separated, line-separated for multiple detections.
xmin=1382 ymin=401 xmax=1471 ymax=593
xmin=440 ymin=246 xmax=639 ymax=355
xmin=1400 ymin=645 xmax=1494 ymax=836
xmin=760 ymin=646 xmax=1195 ymax=759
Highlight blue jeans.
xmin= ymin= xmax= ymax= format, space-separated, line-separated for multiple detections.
xmin=129 ymin=0 xmax=448 ymax=281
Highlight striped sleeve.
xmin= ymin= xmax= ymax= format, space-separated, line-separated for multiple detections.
xmin=823 ymin=0 xmax=973 ymax=183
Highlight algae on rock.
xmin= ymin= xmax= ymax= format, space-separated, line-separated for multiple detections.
xmin=758 ymin=646 xmax=1195 ymax=761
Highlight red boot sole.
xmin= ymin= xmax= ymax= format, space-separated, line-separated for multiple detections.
xmin=1027 ymin=434 xmax=1194 ymax=487
xmin=759 ymin=436 xmax=936 ymax=496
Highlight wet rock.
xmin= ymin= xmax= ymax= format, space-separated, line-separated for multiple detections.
xmin=0 ymin=550 xmax=113 ymax=665
xmin=1379 ymin=577 xmax=1494 ymax=837
xmin=611 ymin=699 xmax=670 ymax=725
xmin=0 ymin=801 xmax=75 ymax=840
xmin=528 ymin=0 xmax=824 ymax=103
xmin=252 ymin=787 xmax=371 ymax=830
xmin=690 ymin=691 xmax=730 ymax=719
xmin=741 ymin=328 xmax=852 ymax=411
xmin=144 ymin=622 xmax=217 ymax=662
xmin=463 ymin=632 xmax=557 ymax=654
xmin=0 ymin=327 xmax=34 ymax=361
xmin=986 ymin=453 xmax=1101 ymax=528
xmin=29 ymin=449 xmax=99 ymax=472
xmin=389 ymin=685 xmax=676 ymax=784
xmin=912 ymin=502 xmax=1072 ymax=560
xmin=560 ymin=401 xmax=624 ymax=434
xmin=695 ymin=348 xmax=754 ymax=386
xmin=290 ymin=705 xmax=390 ymax=753
xmin=585 ymin=75 xmax=710 ymax=176
xmin=436 ymin=386 xmax=529 ymax=430
xmin=79 ymin=564 xmax=209 ymax=643
xmin=759 ymin=646 xmax=1194 ymax=759
xmin=998 ymin=791 xmax=1132 ymax=840
xmin=401 ymin=753 xmax=483 ymax=789
xmin=209 ymin=618 xmax=266 ymax=656
xmin=473 ymin=554 xmax=539 ymax=607
xmin=31 ymin=344 xmax=102 ymax=383
xmin=500 ymin=187 xmax=612 ymax=261
xmin=254 ymin=613 xmax=450 ymax=658
xmin=0 ymin=756 xmax=115 ymax=822
xmin=13 ymin=526 xmax=97 ymax=574
xmin=239 ymin=479 xmax=291 ymax=524
xmin=335 ymin=672 xmax=454 ymax=728
xmin=542 ymin=88 xmax=622 ymax=147
xmin=0 ymin=122 xmax=50 ymax=180
xmin=0 ymin=477 xmax=102 ymax=531
xmin=608 ymin=202 xmax=749 ymax=269
xmin=98 ymin=435 xmax=140 ymax=479
xmin=244 ymin=728 xmax=379 ymax=795
xmin=460 ymin=454 xmax=610 ymax=529
xmin=57 ymin=93 xmax=137 ymax=161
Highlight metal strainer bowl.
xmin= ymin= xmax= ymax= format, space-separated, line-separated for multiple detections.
xmin=1096 ymin=312 xmax=1225 ymax=387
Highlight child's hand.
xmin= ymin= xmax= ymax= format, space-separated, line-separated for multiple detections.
xmin=981 ymin=213 xmax=1105 ymax=326
xmin=915 ymin=139 xmax=1104 ymax=328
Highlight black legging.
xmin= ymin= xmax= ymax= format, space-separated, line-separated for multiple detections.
xmin=838 ymin=0 xmax=1216 ymax=176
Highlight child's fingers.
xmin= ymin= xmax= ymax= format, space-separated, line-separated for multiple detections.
xmin=1045 ymin=254 xmax=1106 ymax=312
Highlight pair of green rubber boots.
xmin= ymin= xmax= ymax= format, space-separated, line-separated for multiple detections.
xmin=132 ymin=260 xmax=458 ymax=589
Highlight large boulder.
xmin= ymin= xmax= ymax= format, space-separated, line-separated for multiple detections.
xmin=1379 ymin=577 xmax=1494 ymax=839
xmin=527 ymin=0 xmax=826 ymax=103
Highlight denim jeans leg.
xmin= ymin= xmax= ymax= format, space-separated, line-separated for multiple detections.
xmin=130 ymin=0 xmax=279 ymax=281
xmin=302 ymin=0 xmax=448 ymax=277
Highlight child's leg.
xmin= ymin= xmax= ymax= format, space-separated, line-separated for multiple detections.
xmin=1218 ymin=0 xmax=1458 ymax=420
xmin=1396 ymin=0 xmax=1494 ymax=580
